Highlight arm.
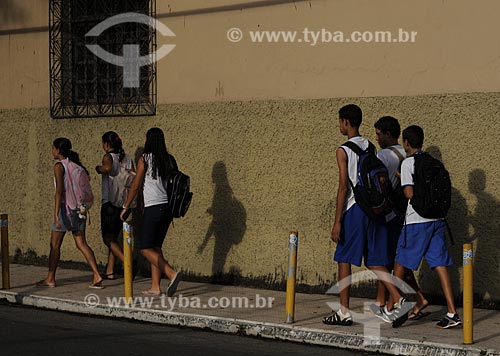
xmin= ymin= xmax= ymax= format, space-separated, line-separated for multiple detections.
xmin=331 ymin=148 xmax=348 ymax=243
xmin=120 ymin=157 xmax=146 ymax=220
xmin=95 ymin=154 xmax=113 ymax=175
xmin=54 ymin=163 xmax=64 ymax=228
xmin=403 ymin=186 xmax=414 ymax=200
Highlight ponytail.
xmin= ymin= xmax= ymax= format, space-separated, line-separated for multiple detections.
xmin=102 ymin=131 xmax=126 ymax=162
xmin=53 ymin=137 xmax=89 ymax=175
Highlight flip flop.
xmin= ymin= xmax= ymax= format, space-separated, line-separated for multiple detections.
xmin=100 ymin=273 xmax=116 ymax=280
xmin=408 ymin=311 xmax=432 ymax=320
xmin=89 ymin=281 xmax=104 ymax=289
xmin=166 ymin=272 xmax=182 ymax=297
xmin=141 ymin=290 xmax=162 ymax=297
xmin=36 ymin=280 xmax=56 ymax=288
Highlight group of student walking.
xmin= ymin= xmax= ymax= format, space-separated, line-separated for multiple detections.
xmin=34 ymin=107 xmax=461 ymax=330
xmin=324 ymin=104 xmax=461 ymax=329
xmin=36 ymin=127 xmax=182 ymax=298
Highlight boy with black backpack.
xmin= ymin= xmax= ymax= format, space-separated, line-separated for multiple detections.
xmin=323 ymin=105 xmax=412 ymax=327
xmin=393 ymin=125 xmax=461 ymax=329
xmin=370 ymin=117 xmax=428 ymax=323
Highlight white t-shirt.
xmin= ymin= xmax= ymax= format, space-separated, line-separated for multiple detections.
xmin=377 ymin=144 xmax=406 ymax=189
xmin=378 ymin=144 xmax=406 ymax=222
xmin=142 ymin=153 xmax=169 ymax=208
xmin=102 ymin=153 xmax=132 ymax=204
xmin=400 ymin=155 xmax=442 ymax=225
xmin=340 ymin=136 xmax=371 ymax=213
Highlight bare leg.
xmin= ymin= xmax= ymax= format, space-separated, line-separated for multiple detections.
xmin=369 ymin=266 xmax=403 ymax=307
xmin=375 ymin=280 xmax=387 ymax=306
xmin=105 ymin=250 xmax=115 ymax=276
xmin=140 ymin=247 xmax=176 ymax=282
xmin=73 ymin=232 xmax=103 ymax=284
xmin=435 ymin=266 xmax=457 ymax=314
xmin=337 ymin=262 xmax=351 ymax=314
xmin=38 ymin=231 xmax=65 ymax=286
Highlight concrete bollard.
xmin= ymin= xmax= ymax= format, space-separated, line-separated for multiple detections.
xmin=463 ymin=243 xmax=474 ymax=344
xmin=285 ymin=230 xmax=298 ymax=324
xmin=123 ymin=222 xmax=133 ymax=305
xmin=1 ymin=214 xmax=9 ymax=290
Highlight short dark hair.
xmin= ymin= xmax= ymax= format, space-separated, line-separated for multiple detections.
xmin=402 ymin=125 xmax=424 ymax=149
xmin=374 ymin=116 xmax=401 ymax=139
xmin=339 ymin=104 xmax=362 ymax=128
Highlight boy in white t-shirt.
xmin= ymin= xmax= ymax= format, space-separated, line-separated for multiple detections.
xmin=393 ymin=125 xmax=461 ymax=329
xmin=371 ymin=117 xmax=428 ymax=323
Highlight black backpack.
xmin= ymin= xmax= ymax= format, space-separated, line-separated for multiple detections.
xmin=165 ymin=171 xmax=193 ymax=218
xmin=163 ymin=155 xmax=193 ymax=218
xmin=411 ymin=152 xmax=451 ymax=219
xmin=343 ymin=141 xmax=394 ymax=220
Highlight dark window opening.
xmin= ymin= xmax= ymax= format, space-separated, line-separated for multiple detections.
xmin=50 ymin=0 xmax=156 ymax=118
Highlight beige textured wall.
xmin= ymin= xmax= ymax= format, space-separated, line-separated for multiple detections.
xmin=1 ymin=94 xmax=499 ymax=302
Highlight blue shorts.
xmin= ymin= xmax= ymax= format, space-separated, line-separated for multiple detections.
xmin=395 ymin=221 xmax=452 ymax=270
xmin=51 ymin=207 xmax=86 ymax=233
xmin=334 ymin=204 xmax=389 ymax=267
xmin=387 ymin=216 xmax=404 ymax=270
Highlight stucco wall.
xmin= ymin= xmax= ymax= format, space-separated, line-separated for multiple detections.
xmin=0 ymin=94 xmax=499 ymax=304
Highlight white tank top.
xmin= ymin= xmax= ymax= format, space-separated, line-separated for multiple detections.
xmin=340 ymin=136 xmax=370 ymax=213
xmin=142 ymin=153 xmax=169 ymax=207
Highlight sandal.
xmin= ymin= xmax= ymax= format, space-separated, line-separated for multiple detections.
xmin=100 ymin=273 xmax=116 ymax=280
xmin=322 ymin=311 xmax=353 ymax=326
xmin=408 ymin=310 xmax=431 ymax=320
xmin=89 ymin=280 xmax=104 ymax=289
xmin=35 ymin=280 xmax=56 ymax=288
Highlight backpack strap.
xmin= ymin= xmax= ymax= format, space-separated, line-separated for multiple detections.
xmin=388 ymin=146 xmax=404 ymax=162
xmin=343 ymin=140 xmax=375 ymax=156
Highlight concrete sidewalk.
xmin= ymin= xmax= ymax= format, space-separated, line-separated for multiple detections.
xmin=1 ymin=264 xmax=499 ymax=356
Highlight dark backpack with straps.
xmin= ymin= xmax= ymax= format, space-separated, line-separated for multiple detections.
xmin=411 ymin=152 xmax=451 ymax=219
xmin=343 ymin=141 xmax=394 ymax=220
xmin=164 ymin=155 xmax=193 ymax=218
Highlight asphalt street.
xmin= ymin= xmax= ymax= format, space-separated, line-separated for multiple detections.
xmin=0 ymin=302 xmax=383 ymax=356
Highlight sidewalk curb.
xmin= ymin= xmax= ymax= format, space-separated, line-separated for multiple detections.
xmin=1 ymin=291 xmax=498 ymax=356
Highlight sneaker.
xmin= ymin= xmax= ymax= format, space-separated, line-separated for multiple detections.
xmin=369 ymin=303 xmax=395 ymax=324
xmin=392 ymin=298 xmax=415 ymax=328
xmin=322 ymin=310 xmax=353 ymax=326
xmin=436 ymin=314 xmax=462 ymax=329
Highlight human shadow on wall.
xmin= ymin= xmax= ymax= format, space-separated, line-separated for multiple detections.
xmin=197 ymin=161 xmax=247 ymax=284
xmin=418 ymin=146 xmax=469 ymax=300
xmin=468 ymin=169 xmax=500 ymax=306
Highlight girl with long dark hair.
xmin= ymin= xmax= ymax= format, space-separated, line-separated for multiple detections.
xmin=37 ymin=138 xmax=103 ymax=288
xmin=120 ymin=127 xmax=181 ymax=296
xmin=95 ymin=131 xmax=135 ymax=280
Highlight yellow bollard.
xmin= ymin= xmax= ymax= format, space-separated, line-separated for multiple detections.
xmin=285 ymin=230 xmax=298 ymax=323
xmin=463 ymin=243 xmax=474 ymax=345
xmin=1 ymin=214 xmax=9 ymax=290
xmin=123 ymin=222 xmax=133 ymax=305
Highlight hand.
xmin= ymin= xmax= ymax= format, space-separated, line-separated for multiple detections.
xmin=331 ymin=222 xmax=341 ymax=243
xmin=95 ymin=166 xmax=101 ymax=174
xmin=395 ymin=171 xmax=401 ymax=179
xmin=120 ymin=208 xmax=130 ymax=221
xmin=55 ymin=216 xmax=62 ymax=229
